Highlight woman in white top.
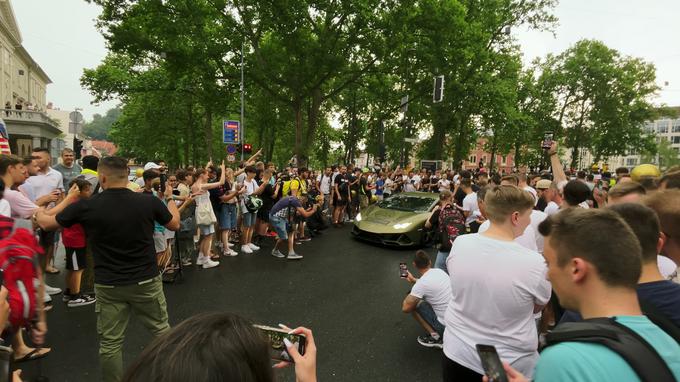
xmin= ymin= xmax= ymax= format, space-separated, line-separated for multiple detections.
xmin=442 ymin=185 xmax=551 ymax=380
xmin=438 ymin=174 xmax=451 ymax=193
xmin=191 ymin=161 xmax=225 ymax=269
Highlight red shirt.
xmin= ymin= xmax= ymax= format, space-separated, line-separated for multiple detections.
xmin=61 ymin=200 xmax=86 ymax=248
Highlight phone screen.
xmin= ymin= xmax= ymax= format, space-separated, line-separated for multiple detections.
xmin=542 ymin=132 xmax=554 ymax=150
xmin=399 ymin=262 xmax=408 ymax=278
xmin=476 ymin=344 xmax=508 ymax=382
xmin=254 ymin=325 xmax=306 ymax=363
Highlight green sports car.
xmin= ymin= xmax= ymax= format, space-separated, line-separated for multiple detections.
xmin=351 ymin=192 xmax=439 ymax=247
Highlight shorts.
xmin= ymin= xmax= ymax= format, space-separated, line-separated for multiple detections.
xmin=198 ymin=224 xmax=215 ymax=236
xmin=153 ymin=232 xmax=167 ymax=253
xmin=242 ymin=212 xmax=257 ymax=227
xmin=270 ymin=214 xmax=293 ymax=240
xmin=257 ymin=206 xmax=271 ymax=222
xmin=65 ymin=247 xmax=87 ymax=271
xmin=219 ymin=203 xmax=238 ymax=230
xmin=39 ymin=230 xmax=58 ymax=247
xmin=333 ymin=194 xmax=348 ymax=207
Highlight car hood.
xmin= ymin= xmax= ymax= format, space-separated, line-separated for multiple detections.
xmin=355 ymin=205 xmax=430 ymax=233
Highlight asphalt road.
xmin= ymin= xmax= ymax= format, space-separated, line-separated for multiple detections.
xmin=18 ymin=224 xmax=442 ymax=381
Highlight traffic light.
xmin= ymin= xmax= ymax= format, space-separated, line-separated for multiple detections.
xmin=243 ymin=143 xmax=252 ymax=154
xmin=73 ymin=137 xmax=83 ymax=159
xmin=433 ymin=75 xmax=444 ymax=103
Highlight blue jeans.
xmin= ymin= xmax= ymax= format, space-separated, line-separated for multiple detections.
xmin=269 ymin=214 xmax=291 ymax=240
xmin=434 ymin=250 xmax=449 ymax=274
xmin=415 ymin=301 xmax=445 ymax=336
xmin=219 ymin=203 xmax=238 ymax=230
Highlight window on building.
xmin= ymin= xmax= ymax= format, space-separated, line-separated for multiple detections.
xmin=469 ymin=155 xmax=476 ymax=163
xmin=673 ymin=121 xmax=680 ymax=133
xmin=672 ymin=136 xmax=680 ymax=145
xmin=644 ymin=123 xmax=655 ymax=133
xmin=626 ymin=158 xmax=638 ymax=166
xmin=658 ymin=121 xmax=669 ymax=133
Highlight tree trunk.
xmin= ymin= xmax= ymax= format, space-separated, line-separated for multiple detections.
xmin=205 ymin=108 xmax=213 ymax=160
xmin=293 ymin=100 xmax=303 ymax=166
xmin=301 ymin=88 xmax=323 ymax=167
xmin=184 ymin=103 xmax=192 ymax=167
xmin=489 ymin=139 xmax=497 ymax=173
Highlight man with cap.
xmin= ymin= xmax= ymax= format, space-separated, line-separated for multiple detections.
xmin=535 ymin=179 xmax=552 ymax=212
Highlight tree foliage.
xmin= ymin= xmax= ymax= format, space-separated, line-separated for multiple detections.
xmin=82 ymin=0 xmax=664 ymax=171
xmin=82 ymin=107 xmax=121 ymax=140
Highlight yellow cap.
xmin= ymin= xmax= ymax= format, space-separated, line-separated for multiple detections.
xmin=630 ymin=164 xmax=661 ymax=182
xmin=135 ymin=168 xmax=144 ymax=177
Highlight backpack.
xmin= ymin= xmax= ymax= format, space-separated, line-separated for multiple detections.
xmin=0 ymin=218 xmax=41 ymax=329
xmin=437 ymin=204 xmax=467 ymax=252
xmin=545 ymin=317 xmax=679 ymax=382
xmin=283 ymin=177 xmax=303 ymax=197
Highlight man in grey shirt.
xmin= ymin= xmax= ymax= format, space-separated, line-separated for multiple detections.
xmin=53 ymin=148 xmax=82 ymax=188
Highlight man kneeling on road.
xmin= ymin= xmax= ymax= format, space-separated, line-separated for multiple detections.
xmin=402 ymin=250 xmax=451 ymax=349
xmin=493 ymin=208 xmax=680 ymax=382
xmin=269 ymin=193 xmax=320 ymax=260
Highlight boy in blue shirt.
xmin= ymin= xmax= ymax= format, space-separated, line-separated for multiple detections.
xmin=491 ymin=208 xmax=680 ymax=382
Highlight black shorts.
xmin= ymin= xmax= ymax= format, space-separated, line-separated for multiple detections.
xmin=65 ymin=247 xmax=87 ymax=271
xmin=39 ymin=230 xmax=58 ymax=247
xmin=333 ymin=195 xmax=348 ymax=207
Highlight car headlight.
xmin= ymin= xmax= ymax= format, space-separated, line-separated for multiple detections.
xmin=356 ymin=213 xmax=362 ymax=222
xmin=393 ymin=222 xmax=412 ymax=229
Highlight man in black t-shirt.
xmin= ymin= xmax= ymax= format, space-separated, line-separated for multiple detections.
xmin=35 ymin=157 xmax=180 ymax=382
xmin=332 ymin=166 xmax=350 ymax=226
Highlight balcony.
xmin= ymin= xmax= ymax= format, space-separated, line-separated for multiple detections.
xmin=3 ymin=109 xmax=62 ymax=138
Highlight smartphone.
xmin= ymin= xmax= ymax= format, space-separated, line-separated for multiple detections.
xmin=159 ymin=173 xmax=168 ymax=193
xmin=255 ymin=325 xmax=306 ymax=363
xmin=399 ymin=262 xmax=408 ymax=278
xmin=476 ymin=344 xmax=508 ymax=382
xmin=542 ymin=132 xmax=554 ymax=150
xmin=0 ymin=269 xmax=3 ymax=286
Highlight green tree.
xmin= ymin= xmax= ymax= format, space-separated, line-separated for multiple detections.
xmin=82 ymin=107 xmax=122 ymax=140
xmin=536 ymin=40 xmax=660 ymax=169
xmin=641 ymin=138 xmax=680 ymax=171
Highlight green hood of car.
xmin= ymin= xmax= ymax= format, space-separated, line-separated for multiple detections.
xmin=355 ymin=205 xmax=431 ymax=233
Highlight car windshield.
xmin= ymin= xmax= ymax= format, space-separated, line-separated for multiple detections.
xmin=377 ymin=195 xmax=434 ymax=212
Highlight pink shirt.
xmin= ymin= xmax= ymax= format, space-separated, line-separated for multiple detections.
xmin=3 ymin=189 xmax=37 ymax=219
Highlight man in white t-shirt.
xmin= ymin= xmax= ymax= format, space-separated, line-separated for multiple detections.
xmin=443 ymin=186 xmax=551 ymax=380
xmin=316 ymin=167 xmax=332 ymax=215
xmin=403 ymin=171 xmax=417 ymax=192
xmin=402 ymin=250 xmax=452 ymax=349
xmin=460 ymin=179 xmax=479 ymax=228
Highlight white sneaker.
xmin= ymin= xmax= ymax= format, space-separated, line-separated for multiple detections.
xmin=248 ymin=243 xmax=260 ymax=251
xmin=271 ymin=249 xmax=285 ymax=258
xmin=196 ymin=255 xmax=207 ymax=265
xmin=45 ymin=284 xmax=62 ymax=296
xmin=241 ymin=245 xmax=253 ymax=254
xmin=224 ymin=249 xmax=238 ymax=257
xmin=202 ymin=258 xmax=220 ymax=269
xmin=287 ymin=253 xmax=303 ymax=260
xmin=226 ymin=242 xmax=235 ymax=248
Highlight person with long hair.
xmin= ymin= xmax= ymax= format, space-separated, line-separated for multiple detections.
xmin=191 ymin=161 xmax=225 ymax=269
xmin=218 ymin=168 xmax=244 ymax=257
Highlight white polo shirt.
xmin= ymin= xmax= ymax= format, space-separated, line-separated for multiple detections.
xmin=20 ymin=167 xmax=64 ymax=199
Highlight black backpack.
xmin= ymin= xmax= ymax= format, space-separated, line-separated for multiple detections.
xmin=545 ymin=312 xmax=680 ymax=382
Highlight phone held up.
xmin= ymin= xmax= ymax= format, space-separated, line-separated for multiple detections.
xmin=476 ymin=344 xmax=509 ymax=382
xmin=254 ymin=325 xmax=306 ymax=363
xmin=399 ymin=262 xmax=408 ymax=278
xmin=542 ymin=131 xmax=554 ymax=150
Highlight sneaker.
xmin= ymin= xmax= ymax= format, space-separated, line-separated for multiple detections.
xmin=68 ymin=295 xmax=96 ymax=308
xmin=226 ymin=242 xmax=235 ymax=248
xmin=196 ymin=255 xmax=207 ymax=265
xmin=417 ymin=335 xmax=443 ymax=349
xmin=241 ymin=245 xmax=253 ymax=254
xmin=202 ymin=258 xmax=220 ymax=269
xmin=271 ymin=249 xmax=285 ymax=258
xmin=224 ymin=249 xmax=238 ymax=257
xmin=287 ymin=253 xmax=303 ymax=260
xmin=45 ymin=285 xmax=62 ymax=296
xmin=298 ymin=236 xmax=311 ymax=242
xmin=44 ymin=293 xmax=52 ymax=304
xmin=248 ymin=243 xmax=260 ymax=251
xmin=62 ymin=293 xmax=72 ymax=303
xmin=181 ymin=258 xmax=193 ymax=266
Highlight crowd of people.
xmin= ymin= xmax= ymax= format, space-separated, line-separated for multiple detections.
xmin=0 ymin=140 xmax=677 ymax=381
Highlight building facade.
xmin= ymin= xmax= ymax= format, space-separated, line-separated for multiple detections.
xmin=462 ymin=138 xmax=515 ymax=174
xmin=0 ymin=0 xmax=61 ymax=159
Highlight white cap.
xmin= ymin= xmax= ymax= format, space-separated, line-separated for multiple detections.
xmin=143 ymin=162 xmax=161 ymax=171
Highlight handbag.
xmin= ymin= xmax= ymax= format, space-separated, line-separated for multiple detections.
xmin=195 ymin=199 xmax=217 ymax=225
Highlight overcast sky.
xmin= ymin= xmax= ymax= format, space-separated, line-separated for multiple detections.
xmin=12 ymin=0 xmax=680 ymax=122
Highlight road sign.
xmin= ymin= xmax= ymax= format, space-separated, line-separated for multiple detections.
xmin=227 ymin=154 xmax=236 ymax=162
xmin=400 ymin=95 xmax=409 ymax=113
xmin=433 ymin=75 xmax=444 ymax=103
xmin=404 ymin=137 xmax=420 ymax=143
xmin=226 ymin=144 xmax=238 ymax=155
xmin=223 ymin=120 xmax=240 ymax=144
xmin=69 ymin=111 xmax=83 ymax=124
